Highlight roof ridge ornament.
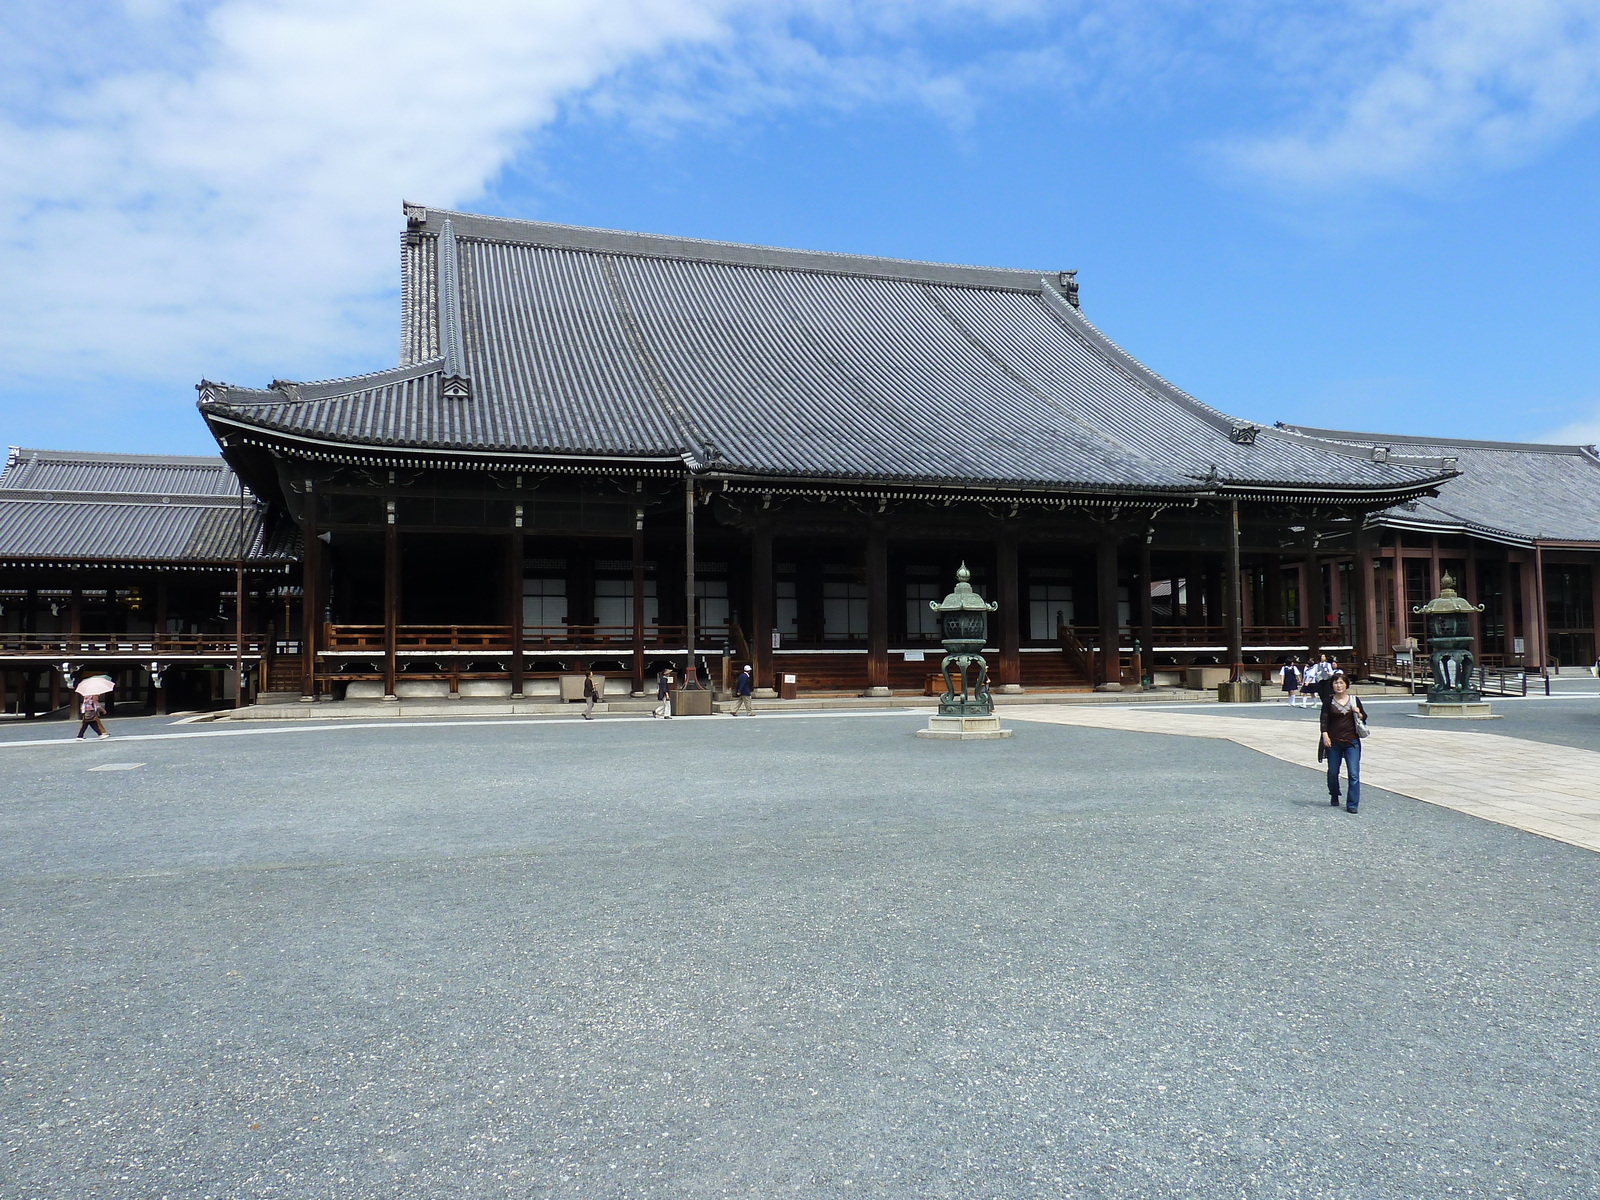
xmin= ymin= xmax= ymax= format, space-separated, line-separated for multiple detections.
xmin=1228 ymin=424 xmax=1260 ymax=446
xmin=439 ymin=218 xmax=471 ymax=400
xmin=1058 ymin=270 xmax=1080 ymax=308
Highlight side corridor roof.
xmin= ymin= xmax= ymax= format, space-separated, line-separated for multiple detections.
xmin=1282 ymin=427 xmax=1600 ymax=546
xmin=0 ymin=448 xmax=296 ymax=565
xmin=198 ymin=208 xmax=1453 ymax=499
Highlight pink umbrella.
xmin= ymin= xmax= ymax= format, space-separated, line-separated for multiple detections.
xmin=74 ymin=675 xmax=115 ymax=697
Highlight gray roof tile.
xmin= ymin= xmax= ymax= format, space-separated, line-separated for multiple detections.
xmin=200 ymin=209 xmax=1453 ymax=498
xmin=1282 ymin=427 xmax=1600 ymax=544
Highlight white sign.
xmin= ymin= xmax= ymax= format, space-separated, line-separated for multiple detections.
xmin=902 ymin=650 xmax=925 ymax=662
xmin=771 ymin=629 xmax=782 ymax=649
xmin=1513 ymin=637 xmax=1525 ymax=654
xmin=782 ymin=674 xmax=796 ymax=684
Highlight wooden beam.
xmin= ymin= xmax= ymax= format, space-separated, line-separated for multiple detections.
xmin=630 ymin=508 xmax=644 ymax=695
xmin=1225 ymin=500 xmax=1243 ymax=678
xmin=301 ymin=480 xmax=319 ymax=699
xmin=511 ymin=511 xmax=526 ymax=698
xmin=1097 ymin=531 xmax=1120 ymax=686
xmin=866 ymin=521 xmax=889 ymax=694
xmin=751 ymin=516 xmax=774 ymax=695
xmin=1136 ymin=537 xmax=1154 ymax=686
xmin=683 ymin=475 xmax=697 ymax=685
xmin=383 ymin=512 xmax=398 ymax=699
xmin=997 ymin=525 xmax=1020 ymax=690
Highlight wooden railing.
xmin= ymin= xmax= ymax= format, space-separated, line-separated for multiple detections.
xmin=0 ymin=632 xmax=267 ymax=656
xmin=323 ymin=623 xmax=700 ymax=654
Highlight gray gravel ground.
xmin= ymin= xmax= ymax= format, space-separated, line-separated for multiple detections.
xmin=1 ymin=713 xmax=1597 ymax=1199
xmin=1163 ymin=694 xmax=1600 ymax=754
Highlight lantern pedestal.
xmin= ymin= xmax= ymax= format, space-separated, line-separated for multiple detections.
xmin=916 ymin=714 xmax=1012 ymax=740
xmin=1415 ymin=701 xmax=1498 ymax=720
xmin=864 ymin=686 xmax=892 ymax=698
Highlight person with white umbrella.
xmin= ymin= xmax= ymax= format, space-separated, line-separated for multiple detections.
xmin=75 ymin=675 xmax=114 ymax=739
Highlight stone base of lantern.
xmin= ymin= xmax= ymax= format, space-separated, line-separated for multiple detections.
xmin=1414 ymin=701 xmax=1498 ymax=720
xmin=916 ymin=714 xmax=1013 ymax=740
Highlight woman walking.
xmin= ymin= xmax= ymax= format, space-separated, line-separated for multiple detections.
xmin=1319 ymin=673 xmax=1367 ymax=812
xmin=76 ymin=693 xmax=110 ymax=739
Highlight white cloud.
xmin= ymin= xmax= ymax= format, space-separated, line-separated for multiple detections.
xmin=1224 ymin=0 xmax=1600 ymax=189
xmin=0 ymin=0 xmax=764 ymax=390
xmin=0 ymin=0 xmax=1597 ymax=412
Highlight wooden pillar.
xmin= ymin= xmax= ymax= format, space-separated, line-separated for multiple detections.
xmin=49 ymin=664 xmax=61 ymax=713
xmin=1306 ymin=555 xmax=1322 ymax=659
xmin=751 ymin=517 xmax=774 ymax=695
xmin=383 ymin=511 xmax=399 ymax=700
xmin=1463 ymin=543 xmax=1480 ymax=652
xmin=1355 ymin=533 xmax=1378 ymax=668
xmin=1533 ymin=543 xmax=1549 ymax=672
xmin=69 ymin=588 xmax=81 ymax=652
xmin=1225 ymin=500 xmax=1243 ymax=678
xmin=1390 ymin=549 xmax=1408 ymax=650
xmin=1497 ymin=550 xmax=1510 ymax=662
xmin=1097 ymin=532 xmax=1120 ymax=686
xmin=683 ymin=474 xmax=697 ymax=685
xmin=1429 ymin=537 xmax=1441 ymax=599
xmin=510 ymin=512 xmax=526 ymax=697
xmin=630 ymin=507 xmax=645 ymax=695
xmin=997 ymin=526 xmax=1020 ymax=691
xmin=866 ymin=521 xmax=889 ymax=695
xmin=301 ymin=481 xmax=319 ymax=699
xmin=1137 ymin=537 xmax=1154 ymax=686
xmin=154 ymin=577 xmax=168 ymax=651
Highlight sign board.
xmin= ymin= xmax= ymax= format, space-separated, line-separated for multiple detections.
xmin=782 ymin=674 xmax=796 ymax=684
xmin=902 ymin=650 xmax=925 ymax=662
xmin=771 ymin=629 xmax=782 ymax=649
xmin=1395 ymin=651 xmax=1412 ymax=665
xmin=1513 ymin=638 xmax=1525 ymax=654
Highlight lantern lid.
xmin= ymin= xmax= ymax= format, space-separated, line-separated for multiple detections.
xmin=930 ymin=562 xmax=999 ymax=613
xmin=1413 ymin=571 xmax=1484 ymax=615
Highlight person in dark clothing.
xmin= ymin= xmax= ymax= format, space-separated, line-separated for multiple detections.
xmin=1319 ymin=673 xmax=1367 ymax=812
xmin=76 ymin=694 xmax=109 ymax=739
xmin=1280 ymin=658 xmax=1301 ymax=706
xmin=654 ymin=669 xmax=674 ymax=719
xmin=582 ymin=670 xmax=599 ymax=720
xmin=1314 ymin=657 xmax=1343 ymax=708
xmin=732 ymin=664 xmax=754 ymax=716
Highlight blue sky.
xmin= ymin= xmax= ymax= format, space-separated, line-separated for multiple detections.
xmin=2 ymin=0 xmax=1599 ymax=455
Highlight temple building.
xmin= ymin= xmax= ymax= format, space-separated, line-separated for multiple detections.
xmin=1282 ymin=428 xmax=1600 ymax=671
xmin=0 ymin=448 xmax=296 ymax=713
xmin=7 ymin=205 xmax=1596 ymax=712
xmin=188 ymin=205 xmax=1453 ymax=700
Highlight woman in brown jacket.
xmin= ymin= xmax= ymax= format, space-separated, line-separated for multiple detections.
xmin=1319 ymin=673 xmax=1366 ymax=813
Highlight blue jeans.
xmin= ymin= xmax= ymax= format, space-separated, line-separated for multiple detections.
xmin=1327 ymin=739 xmax=1361 ymax=808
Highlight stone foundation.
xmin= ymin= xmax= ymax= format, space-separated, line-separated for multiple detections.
xmin=916 ymin=714 xmax=1013 ymax=740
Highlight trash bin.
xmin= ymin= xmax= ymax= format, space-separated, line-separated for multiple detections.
xmin=778 ymin=673 xmax=798 ymax=700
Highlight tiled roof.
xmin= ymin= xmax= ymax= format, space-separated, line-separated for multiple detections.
xmin=1281 ymin=427 xmax=1600 ymax=545
xmin=0 ymin=447 xmax=240 ymax=496
xmin=200 ymin=208 xmax=1455 ymax=499
xmin=0 ymin=448 xmax=297 ymax=564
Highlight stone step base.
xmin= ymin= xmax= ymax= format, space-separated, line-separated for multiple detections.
xmin=916 ymin=714 xmax=1013 ymax=741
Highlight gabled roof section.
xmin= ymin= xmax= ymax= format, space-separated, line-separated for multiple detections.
xmin=1 ymin=447 xmax=242 ymax=497
xmin=200 ymin=205 xmax=1455 ymax=500
xmin=1281 ymin=425 xmax=1600 ymax=545
xmin=0 ymin=448 xmax=295 ymax=565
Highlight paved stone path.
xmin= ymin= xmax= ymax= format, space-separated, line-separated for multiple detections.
xmin=1006 ymin=704 xmax=1600 ymax=854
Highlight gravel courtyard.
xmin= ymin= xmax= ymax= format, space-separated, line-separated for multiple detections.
xmin=1 ymin=712 xmax=1596 ymax=1199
